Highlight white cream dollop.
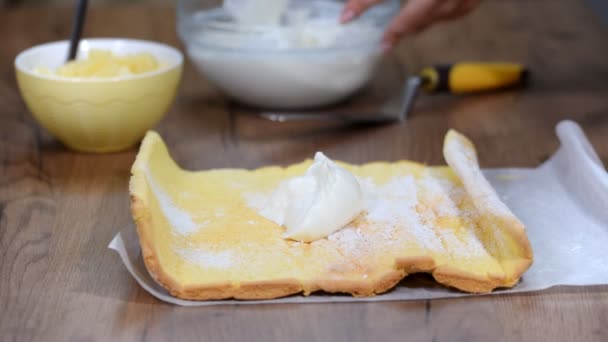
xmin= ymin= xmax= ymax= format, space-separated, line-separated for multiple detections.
xmin=259 ymin=152 xmax=364 ymax=242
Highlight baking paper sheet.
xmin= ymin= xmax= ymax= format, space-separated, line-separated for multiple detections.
xmin=109 ymin=120 xmax=608 ymax=306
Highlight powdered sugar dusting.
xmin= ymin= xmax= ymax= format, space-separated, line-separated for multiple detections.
xmin=437 ymin=227 xmax=487 ymax=259
xmin=243 ymin=191 xmax=269 ymax=211
xmin=416 ymin=173 xmax=488 ymax=259
xmin=327 ymin=226 xmax=371 ymax=257
xmin=176 ymin=248 xmax=233 ymax=269
xmin=363 ymin=176 xmax=445 ymax=253
xmin=444 ymin=132 xmax=514 ymax=219
xmin=243 ymin=170 xmax=492 ymax=260
xmin=418 ymin=175 xmax=461 ymax=217
xmin=146 ymin=170 xmax=198 ymax=236
xmin=243 ymin=190 xmax=286 ymax=225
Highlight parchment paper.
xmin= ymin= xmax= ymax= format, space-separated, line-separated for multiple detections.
xmin=109 ymin=120 xmax=608 ymax=306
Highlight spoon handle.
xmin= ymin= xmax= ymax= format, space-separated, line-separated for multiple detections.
xmin=67 ymin=0 xmax=89 ymax=62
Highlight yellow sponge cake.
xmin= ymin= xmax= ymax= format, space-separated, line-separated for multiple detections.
xmin=129 ymin=130 xmax=533 ymax=300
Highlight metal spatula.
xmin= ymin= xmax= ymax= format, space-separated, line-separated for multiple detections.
xmin=261 ymin=62 xmax=529 ymax=124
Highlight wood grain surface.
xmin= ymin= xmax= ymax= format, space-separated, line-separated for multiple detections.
xmin=1 ymin=1 xmax=608 ymax=341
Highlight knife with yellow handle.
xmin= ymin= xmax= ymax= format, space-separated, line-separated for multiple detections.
xmin=418 ymin=62 xmax=529 ymax=94
xmin=397 ymin=62 xmax=529 ymax=121
xmin=261 ymin=62 xmax=529 ymax=124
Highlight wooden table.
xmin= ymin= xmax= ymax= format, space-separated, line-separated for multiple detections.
xmin=1 ymin=1 xmax=608 ymax=341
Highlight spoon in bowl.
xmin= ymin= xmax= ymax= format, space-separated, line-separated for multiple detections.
xmin=66 ymin=0 xmax=89 ymax=62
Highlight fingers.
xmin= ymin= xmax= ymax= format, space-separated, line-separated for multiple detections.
xmin=341 ymin=0 xmax=384 ymax=23
xmin=341 ymin=0 xmax=481 ymax=51
xmin=381 ymin=0 xmax=443 ymax=50
xmin=433 ymin=0 xmax=479 ymax=22
xmin=381 ymin=0 xmax=481 ymax=51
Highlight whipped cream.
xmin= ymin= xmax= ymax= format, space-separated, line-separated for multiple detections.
xmin=185 ymin=1 xmax=383 ymax=108
xmin=223 ymin=0 xmax=288 ymax=26
xmin=259 ymin=152 xmax=364 ymax=242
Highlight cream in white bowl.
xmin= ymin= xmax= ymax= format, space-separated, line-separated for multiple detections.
xmin=178 ymin=0 xmax=398 ymax=109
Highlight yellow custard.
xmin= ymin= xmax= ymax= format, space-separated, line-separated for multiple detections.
xmin=36 ymin=49 xmax=160 ymax=77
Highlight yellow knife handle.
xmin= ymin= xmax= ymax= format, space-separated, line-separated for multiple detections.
xmin=420 ymin=63 xmax=528 ymax=94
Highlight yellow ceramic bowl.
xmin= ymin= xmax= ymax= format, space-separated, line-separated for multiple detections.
xmin=15 ymin=38 xmax=183 ymax=153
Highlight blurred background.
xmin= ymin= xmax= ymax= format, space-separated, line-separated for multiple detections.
xmin=1 ymin=0 xmax=170 ymax=5
xmin=2 ymin=0 xmax=607 ymax=24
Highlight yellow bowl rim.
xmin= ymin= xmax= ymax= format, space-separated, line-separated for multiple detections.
xmin=14 ymin=37 xmax=184 ymax=83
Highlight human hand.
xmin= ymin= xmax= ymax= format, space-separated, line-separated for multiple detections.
xmin=341 ymin=0 xmax=481 ymax=51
